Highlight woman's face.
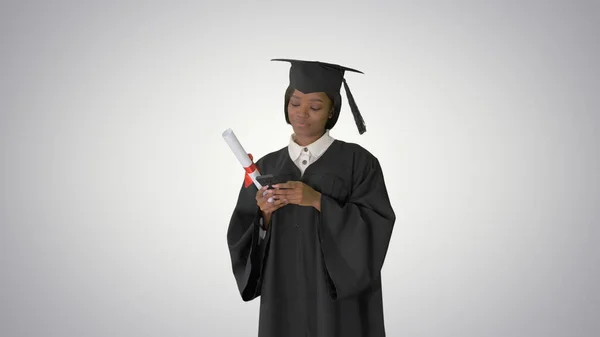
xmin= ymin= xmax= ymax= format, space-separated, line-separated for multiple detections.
xmin=287 ymin=89 xmax=333 ymax=138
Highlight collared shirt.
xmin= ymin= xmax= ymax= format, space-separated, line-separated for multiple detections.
xmin=287 ymin=130 xmax=336 ymax=177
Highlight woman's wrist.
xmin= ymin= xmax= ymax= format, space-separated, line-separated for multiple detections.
xmin=261 ymin=211 xmax=272 ymax=229
xmin=312 ymin=192 xmax=322 ymax=211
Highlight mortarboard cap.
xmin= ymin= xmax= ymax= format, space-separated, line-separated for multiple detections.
xmin=271 ymin=58 xmax=367 ymax=135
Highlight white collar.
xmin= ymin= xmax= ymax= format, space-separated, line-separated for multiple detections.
xmin=288 ymin=130 xmax=335 ymax=161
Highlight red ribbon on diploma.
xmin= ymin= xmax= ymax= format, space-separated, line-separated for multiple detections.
xmin=243 ymin=153 xmax=259 ymax=188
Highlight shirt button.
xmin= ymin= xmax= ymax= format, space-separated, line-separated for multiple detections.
xmin=302 ymin=160 xmax=307 ymax=165
xmin=303 ymin=148 xmax=308 ymax=152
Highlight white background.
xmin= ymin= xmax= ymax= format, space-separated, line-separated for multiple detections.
xmin=1 ymin=1 xmax=599 ymax=336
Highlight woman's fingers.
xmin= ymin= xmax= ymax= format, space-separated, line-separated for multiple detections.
xmin=272 ymin=181 xmax=295 ymax=189
xmin=255 ymin=186 xmax=269 ymax=201
xmin=257 ymin=191 xmax=286 ymax=211
xmin=272 ymin=188 xmax=301 ymax=205
xmin=264 ymin=196 xmax=289 ymax=211
xmin=271 ymin=188 xmax=291 ymax=197
xmin=256 ymin=183 xmax=295 ymax=213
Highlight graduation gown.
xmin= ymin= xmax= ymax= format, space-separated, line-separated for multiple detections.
xmin=226 ymin=139 xmax=396 ymax=337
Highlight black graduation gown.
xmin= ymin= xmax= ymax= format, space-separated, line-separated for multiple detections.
xmin=226 ymin=139 xmax=396 ymax=337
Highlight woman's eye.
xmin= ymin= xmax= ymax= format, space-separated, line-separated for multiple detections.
xmin=311 ymin=106 xmax=322 ymax=111
xmin=290 ymin=103 xmax=300 ymax=107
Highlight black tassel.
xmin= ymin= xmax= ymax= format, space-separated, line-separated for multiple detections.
xmin=342 ymin=78 xmax=366 ymax=135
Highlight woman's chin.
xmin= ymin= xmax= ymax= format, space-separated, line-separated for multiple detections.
xmin=292 ymin=124 xmax=310 ymax=133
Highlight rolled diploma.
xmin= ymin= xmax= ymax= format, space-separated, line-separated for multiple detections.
xmin=222 ymin=128 xmax=263 ymax=189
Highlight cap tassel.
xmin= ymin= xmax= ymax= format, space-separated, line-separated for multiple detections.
xmin=342 ymin=78 xmax=366 ymax=135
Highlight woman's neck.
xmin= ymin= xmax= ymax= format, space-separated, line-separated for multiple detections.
xmin=294 ymin=130 xmax=325 ymax=147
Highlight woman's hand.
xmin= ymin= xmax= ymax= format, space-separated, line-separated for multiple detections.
xmin=271 ymin=181 xmax=322 ymax=211
xmin=255 ymin=186 xmax=287 ymax=229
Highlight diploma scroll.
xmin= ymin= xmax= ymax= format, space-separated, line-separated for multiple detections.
xmin=222 ymin=128 xmax=263 ymax=189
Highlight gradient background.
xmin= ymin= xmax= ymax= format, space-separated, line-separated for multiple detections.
xmin=1 ymin=1 xmax=599 ymax=336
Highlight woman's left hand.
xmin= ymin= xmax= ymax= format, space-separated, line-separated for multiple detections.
xmin=269 ymin=181 xmax=322 ymax=210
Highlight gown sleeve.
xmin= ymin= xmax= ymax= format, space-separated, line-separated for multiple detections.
xmin=226 ymin=161 xmax=272 ymax=302
xmin=318 ymin=153 xmax=396 ymax=300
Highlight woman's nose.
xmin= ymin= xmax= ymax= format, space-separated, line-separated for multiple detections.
xmin=296 ymin=104 xmax=309 ymax=117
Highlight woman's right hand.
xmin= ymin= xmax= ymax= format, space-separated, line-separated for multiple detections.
xmin=255 ymin=186 xmax=287 ymax=229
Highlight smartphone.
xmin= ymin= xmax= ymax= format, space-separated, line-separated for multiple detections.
xmin=256 ymin=174 xmax=275 ymax=189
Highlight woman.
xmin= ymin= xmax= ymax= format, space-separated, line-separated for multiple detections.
xmin=226 ymin=58 xmax=396 ymax=337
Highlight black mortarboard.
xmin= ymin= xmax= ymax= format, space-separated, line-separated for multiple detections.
xmin=271 ymin=58 xmax=367 ymax=134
